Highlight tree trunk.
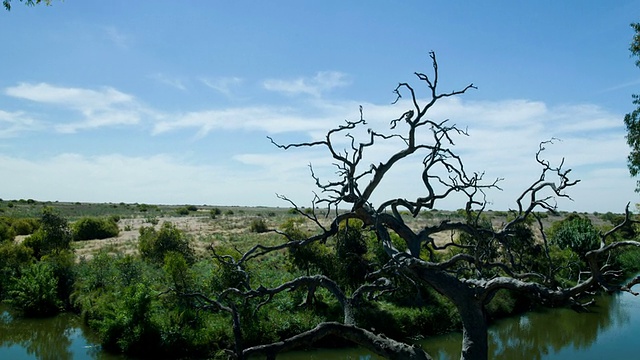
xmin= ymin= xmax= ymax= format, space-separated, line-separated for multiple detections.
xmin=458 ymin=300 xmax=488 ymax=360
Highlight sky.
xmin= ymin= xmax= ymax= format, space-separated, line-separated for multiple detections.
xmin=1 ymin=1 xmax=639 ymax=213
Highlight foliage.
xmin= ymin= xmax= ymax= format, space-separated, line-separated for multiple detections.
xmin=3 ymin=0 xmax=51 ymax=11
xmin=0 ymin=220 xmax=15 ymax=242
xmin=7 ymin=261 xmax=63 ymax=316
xmin=249 ymin=217 xmax=268 ymax=233
xmin=548 ymin=214 xmax=600 ymax=256
xmin=72 ymin=216 xmax=119 ymax=240
xmin=333 ymin=219 xmax=370 ymax=290
xmin=0 ymin=241 xmax=33 ymax=298
xmin=625 ymin=22 xmax=640 ymax=191
xmin=175 ymin=207 xmax=190 ymax=215
xmin=163 ymin=251 xmax=194 ymax=293
xmin=10 ymin=217 xmax=39 ymax=235
xmin=92 ymin=282 xmax=162 ymax=354
xmin=41 ymin=250 xmax=76 ymax=308
xmin=138 ymin=222 xmax=195 ymax=265
xmin=22 ymin=207 xmax=72 ymax=259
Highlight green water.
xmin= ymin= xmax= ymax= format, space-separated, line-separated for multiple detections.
xmin=2 ymin=291 xmax=640 ymax=359
xmin=0 ymin=304 xmax=125 ymax=360
xmin=279 ymin=291 xmax=640 ymax=360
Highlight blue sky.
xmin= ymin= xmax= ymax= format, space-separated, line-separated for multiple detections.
xmin=0 ymin=1 xmax=639 ymax=212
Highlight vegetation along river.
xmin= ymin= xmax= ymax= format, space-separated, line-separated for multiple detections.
xmin=2 ymin=290 xmax=640 ymax=359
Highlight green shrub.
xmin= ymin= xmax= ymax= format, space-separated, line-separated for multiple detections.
xmin=7 ymin=261 xmax=63 ymax=316
xmin=175 ymin=207 xmax=190 ymax=216
xmin=249 ymin=218 xmax=269 ymax=233
xmin=138 ymin=222 xmax=195 ymax=265
xmin=549 ymin=214 xmax=600 ymax=256
xmin=0 ymin=241 xmax=34 ymax=298
xmin=73 ymin=217 xmax=119 ymax=240
xmin=0 ymin=221 xmax=15 ymax=242
xmin=93 ymin=282 xmax=162 ymax=355
xmin=23 ymin=207 xmax=72 ymax=259
xmin=210 ymin=208 xmax=221 ymax=219
xmin=186 ymin=205 xmax=198 ymax=212
xmin=10 ymin=218 xmax=39 ymax=235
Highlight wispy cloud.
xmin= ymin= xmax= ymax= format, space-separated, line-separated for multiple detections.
xmin=104 ymin=26 xmax=133 ymax=49
xmin=201 ymin=77 xmax=243 ymax=96
xmin=601 ymin=78 xmax=640 ymax=93
xmin=4 ymin=83 xmax=143 ymax=133
xmin=263 ymin=71 xmax=351 ymax=97
xmin=103 ymin=26 xmax=132 ymax=49
xmin=0 ymin=110 xmax=40 ymax=138
xmin=152 ymin=106 xmax=330 ymax=138
xmin=149 ymin=73 xmax=187 ymax=91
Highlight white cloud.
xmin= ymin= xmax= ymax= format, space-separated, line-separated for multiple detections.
xmin=0 ymin=152 xmax=314 ymax=207
xmin=1 ymin=79 xmax=635 ymax=211
xmin=4 ymin=83 xmax=144 ymax=132
xmin=263 ymin=71 xmax=351 ymax=97
xmin=152 ymin=106 xmax=333 ymax=137
xmin=0 ymin=110 xmax=41 ymax=137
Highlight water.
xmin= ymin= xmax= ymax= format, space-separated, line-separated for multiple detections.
xmin=280 ymin=291 xmax=640 ymax=360
xmin=0 ymin=304 xmax=125 ymax=360
xmin=2 ymin=291 xmax=640 ymax=359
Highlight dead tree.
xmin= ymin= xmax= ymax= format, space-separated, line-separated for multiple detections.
xmin=193 ymin=51 xmax=640 ymax=360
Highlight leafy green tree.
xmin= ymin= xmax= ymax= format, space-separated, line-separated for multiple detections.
xmin=138 ymin=222 xmax=195 ymax=265
xmin=624 ymin=22 xmax=640 ymax=191
xmin=549 ymin=214 xmax=600 ymax=256
xmin=23 ymin=207 xmax=72 ymax=259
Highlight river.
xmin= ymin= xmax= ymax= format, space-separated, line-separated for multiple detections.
xmin=2 ymin=290 xmax=640 ymax=359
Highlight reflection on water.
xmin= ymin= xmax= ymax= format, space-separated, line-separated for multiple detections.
xmin=280 ymin=291 xmax=640 ymax=360
xmin=2 ymin=291 xmax=640 ymax=359
xmin=423 ymin=292 xmax=640 ymax=360
xmin=0 ymin=304 xmax=124 ymax=360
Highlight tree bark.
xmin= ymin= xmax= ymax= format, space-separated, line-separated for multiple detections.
xmin=242 ymin=322 xmax=432 ymax=360
xmin=458 ymin=300 xmax=488 ymax=360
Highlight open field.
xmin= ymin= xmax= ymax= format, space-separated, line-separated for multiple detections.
xmin=1 ymin=198 xmax=617 ymax=261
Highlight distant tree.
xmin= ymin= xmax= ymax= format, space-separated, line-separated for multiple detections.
xmin=138 ymin=222 xmax=195 ymax=265
xmin=23 ymin=207 xmax=72 ymax=259
xmin=624 ymin=22 xmax=640 ymax=191
xmin=3 ymin=0 xmax=52 ymax=11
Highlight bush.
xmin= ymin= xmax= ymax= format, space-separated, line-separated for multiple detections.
xmin=0 ymin=221 xmax=15 ymax=242
xmin=549 ymin=214 xmax=600 ymax=256
xmin=7 ymin=261 xmax=63 ymax=316
xmin=138 ymin=222 xmax=195 ymax=265
xmin=93 ymin=282 xmax=162 ymax=354
xmin=10 ymin=218 xmax=39 ymax=235
xmin=210 ymin=208 xmax=221 ymax=219
xmin=249 ymin=218 xmax=269 ymax=233
xmin=73 ymin=217 xmax=120 ymax=240
xmin=175 ymin=207 xmax=190 ymax=216
xmin=23 ymin=207 xmax=72 ymax=259
xmin=0 ymin=241 xmax=34 ymax=298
